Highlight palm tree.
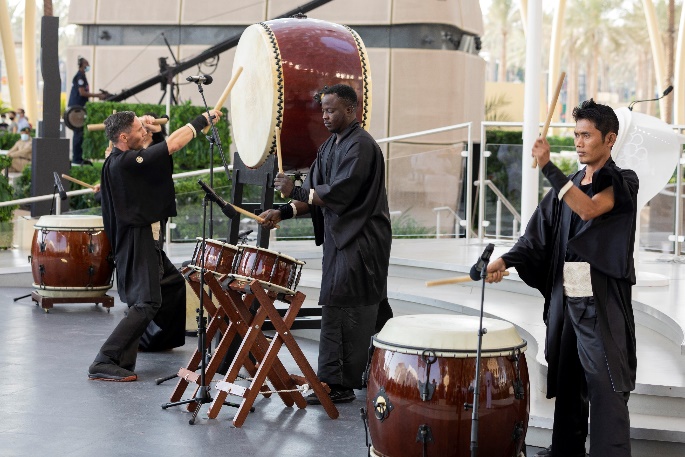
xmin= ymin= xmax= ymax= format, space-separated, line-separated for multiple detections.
xmin=487 ymin=0 xmax=519 ymax=82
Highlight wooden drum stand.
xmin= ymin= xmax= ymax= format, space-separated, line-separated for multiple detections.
xmin=168 ymin=266 xmax=338 ymax=427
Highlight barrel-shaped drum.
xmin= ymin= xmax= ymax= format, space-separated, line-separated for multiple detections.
xmin=31 ymin=215 xmax=114 ymax=297
xmin=188 ymin=238 xmax=239 ymax=276
xmin=367 ymin=315 xmax=529 ymax=457
xmin=229 ymin=245 xmax=305 ymax=295
xmin=231 ymin=16 xmax=372 ymax=171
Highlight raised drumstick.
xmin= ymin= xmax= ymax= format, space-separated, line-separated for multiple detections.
xmin=87 ymin=117 xmax=168 ymax=132
xmin=533 ymin=71 xmax=566 ymax=168
xmin=61 ymin=174 xmax=96 ymax=190
xmin=425 ymin=271 xmax=510 ymax=287
xmin=275 ymin=126 xmax=285 ymax=197
xmin=202 ymin=66 xmax=243 ymax=134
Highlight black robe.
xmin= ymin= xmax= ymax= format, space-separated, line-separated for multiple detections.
xmin=101 ymin=142 xmax=176 ymax=305
xmin=302 ymin=121 xmax=392 ymax=308
xmin=501 ymin=158 xmax=638 ymax=397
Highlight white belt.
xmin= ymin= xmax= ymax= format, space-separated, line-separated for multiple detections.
xmin=151 ymin=221 xmax=161 ymax=241
xmin=563 ymin=262 xmax=593 ymax=297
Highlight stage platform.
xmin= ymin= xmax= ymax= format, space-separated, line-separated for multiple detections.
xmin=1 ymin=238 xmax=684 ymax=456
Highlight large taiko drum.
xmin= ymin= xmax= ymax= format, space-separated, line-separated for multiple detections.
xmin=367 ymin=315 xmax=529 ymax=457
xmin=228 ymin=245 xmax=305 ymax=295
xmin=31 ymin=215 xmax=114 ymax=297
xmin=231 ymin=16 xmax=372 ymax=171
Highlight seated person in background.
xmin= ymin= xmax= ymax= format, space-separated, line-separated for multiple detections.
xmin=7 ymin=127 xmax=32 ymax=173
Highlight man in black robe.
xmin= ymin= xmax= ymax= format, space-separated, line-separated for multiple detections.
xmin=88 ymin=109 xmax=222 ymax=382
xmin=487 ymin=100 xmax=638 ymax=457
xmin=259 ymin=84 xmax=392 ymax=404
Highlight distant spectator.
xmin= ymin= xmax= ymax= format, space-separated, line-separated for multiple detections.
xmin=6 ymin=111 xmax=18 ymax=133
xmin=15 ymin=108 xmax=30 ymax=131
xmin=0 ymin=113 xmax=8 ymax=132
xmin=6 ymin=126 xmax=32 ymax=173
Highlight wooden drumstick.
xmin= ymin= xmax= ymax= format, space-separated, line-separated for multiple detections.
xmin=229 ymin=203 xmax=280 ymax=229
xmin=61 ymin=174 xmax=96 ymax=190
xmin=425 ymin=271 xmax=509 ymax=287
xmin=275 ymin=126 xmax=285 ymax=197
xmin=201 ymin=66 xmax=243 ymax=134
xmin=532 ymin=71 xmax=566 ymax=168
xmin=87 ymin=117 xmax=168 ymax=132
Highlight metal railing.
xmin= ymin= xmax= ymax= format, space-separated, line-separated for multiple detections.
xmin=473 ymin=180 xmax=521 ymax=239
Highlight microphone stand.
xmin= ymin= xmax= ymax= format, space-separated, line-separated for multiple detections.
xmin=466 ymin=257 xmax=490 ymax=457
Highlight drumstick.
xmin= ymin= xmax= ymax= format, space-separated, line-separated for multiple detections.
xmin=425 ymin=271 xmax=510 ymax=287
xmin=201 ymin=66 xmax=244 ymax=134
xmin=275 ymin=126 xmax=285 ymax=198
xmin=61 ymin=174 xmax=96 ymax=190
xmin=229 ymin=203 xmax=281 ymax=229
xmin=532 ymin=71 xmax=566 ymax=168
xmin=87 ymin=117 xmax=168 ymax=132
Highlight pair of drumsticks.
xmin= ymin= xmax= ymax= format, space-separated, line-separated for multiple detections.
xmin=429 ymin=75 xmax=564 ymax=287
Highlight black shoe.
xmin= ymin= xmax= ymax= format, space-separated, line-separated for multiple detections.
xmin=306 ymin=388 xmax=355 ymax=405
xmin=535 ymin=446 xmax=552 ymax=456
xmin=535 ymin=445 xmax=587 ymax=457
xmin=88 ymin=362 xmax=137 ymax=382
xmin=82 ymin=159 xmax=93 ymax=165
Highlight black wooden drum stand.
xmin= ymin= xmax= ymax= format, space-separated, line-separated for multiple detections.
xmin=227 ymin=152 xmax=278 ymax=248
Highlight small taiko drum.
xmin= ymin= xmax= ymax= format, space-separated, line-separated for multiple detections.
xmin=231 ymin=16 xmax=372 ymax=171
xmin=31 ymin=215 xmax=113 ymax=297
xmin=229 ymin=245 xmax=305 ymax=295
xmin=366 ymin=315 xmax=529 ymax=457
xmin=188 ymin=238 xmax=239 ymax=276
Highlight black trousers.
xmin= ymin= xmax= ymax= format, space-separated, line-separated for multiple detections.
xmin=317 ymin=303 xmax=379 ymax=390
xmin=93 ymin=246 xmax=180 ymax=371
xmin=551 ymin=296 xmax=631 ymax=457
xmin=72 ymin=128 xmax=84 ymax=164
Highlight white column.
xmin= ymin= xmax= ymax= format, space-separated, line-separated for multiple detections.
xmin=22 ymin=0 xmax=38 ymax=125
xmin=674 ymin=6 xmax=685 ymax=124
xmin=0 ymin=0 xmax=23 ymax=110
xmin=520 ymin=0 xmax=542 ymax=228
xmin=548 ymin=0 xmax=566 ymax=128
xmin=642 ymin=0 xmax=668 ymax=120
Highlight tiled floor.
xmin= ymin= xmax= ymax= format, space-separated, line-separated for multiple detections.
xmin=6 ymin=236 xmax=684 ymax=455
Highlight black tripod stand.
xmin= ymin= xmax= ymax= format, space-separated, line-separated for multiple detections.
xmin=464 ymin=243 xmax=494 ymax=457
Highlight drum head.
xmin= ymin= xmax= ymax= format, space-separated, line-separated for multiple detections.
xmin=63 ymin=105 xmax=86 ymax=131
xmin=236 ymin=244 xmax=305 ymax=265
xmin=374 ymin=314 xmax=527 ymax=357
xmin=231 ymin=17 xmax=372 ymax=171
xmin=34 ymin=215 xmax=104 ymax=230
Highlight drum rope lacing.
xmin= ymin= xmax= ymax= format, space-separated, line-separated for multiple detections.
xmin=343 ymin=25 xmax=370 ymax=130
xmin=203 ymin=376 xmax=311 ymax=395
xmin=258 ymin=21 xmax=284 ymax=157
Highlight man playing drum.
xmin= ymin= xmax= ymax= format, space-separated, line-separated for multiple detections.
xmin=487 ymin=100 xmax=638 ymax=457
xmin=259 ymin=84 xmax=392 ymax=404
xmin=88 ymin=109 xmax=222 ymax=382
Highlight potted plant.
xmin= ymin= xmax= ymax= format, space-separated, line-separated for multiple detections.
xmin=0 ymin=155 xmax=17 ymax=248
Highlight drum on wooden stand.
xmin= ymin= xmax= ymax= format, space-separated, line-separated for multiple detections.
xmin=187 ymin=237 xmax=240 ymax=276
xmin=366 ymin=315 xmax=529 ymax=457
xmin=31 ymin=215 xmax=113 ymax=297
xmin=231 ymin=15 xmax=372 ymax=171
xmin=228 ymin=245 xmax=305 ymax=296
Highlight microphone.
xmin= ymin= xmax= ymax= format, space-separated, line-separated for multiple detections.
xmin=53 ymin=172 xmax=67 ymax=201
xmin=197 ymin=180 xmax=237 ymax=219
xmin=628 ymin=85 xmax=673 ymax=111
xmin=186 ymin=74 xmax=213 ymax=85
xmin=237 ymin=229 xmax=253 ymax=238
xmin=469 ymin=243 xmax=495 ymax=281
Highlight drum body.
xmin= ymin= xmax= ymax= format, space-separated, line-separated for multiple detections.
xmin=188 ymin=238 xmax=239 ymax=275
xmin=367 ymin=315 xmax=529 ymax=457
xmin=31 ymin=215 xmax=113 ymax=297
xmin=230 ymin=245 xmax=305 ymax=295
xmin=231 ymin=17 xmax=372 ymax=171
xmin=63 ymin=105 xmax=85 ymax=131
